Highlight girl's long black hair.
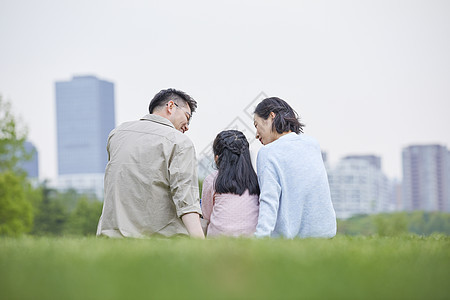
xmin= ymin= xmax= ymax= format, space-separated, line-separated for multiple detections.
xmin=213 ymin=130 xmax=260 ymax=196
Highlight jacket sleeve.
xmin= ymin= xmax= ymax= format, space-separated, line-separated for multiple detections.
xmin=255 ymin=150 xmax=281 ymax=238
xmin=168 ymin=138 xmax=202 ymax=218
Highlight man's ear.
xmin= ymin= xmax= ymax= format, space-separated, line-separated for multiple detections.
xmin=166 ymin=100 xmax=175 ymax=114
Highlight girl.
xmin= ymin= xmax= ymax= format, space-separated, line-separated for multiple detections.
xmin=201 ymin=130 xmax=260 ymax=237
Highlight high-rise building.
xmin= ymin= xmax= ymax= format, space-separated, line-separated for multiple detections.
xmin=328 ymin=155 xmax=392 ymax=219
xmin=342 ymin=155 xmax=381 ymax=170
xmin=402 ymin=145 xmax=450 ymax=212
xmin=55 ymin=75 xmax=115 ymax=197
xmin=19 ymin=141 xmax=39 ymax=179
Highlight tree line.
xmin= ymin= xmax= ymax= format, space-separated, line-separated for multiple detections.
xmin=0 ymin=95 xmax=102 ymax=236
xmin=337 ymin=211 xmax=450 ymax=236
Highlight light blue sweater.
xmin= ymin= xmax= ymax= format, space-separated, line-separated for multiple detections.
xmin=255 ymin=132 xmax=336 ymax=238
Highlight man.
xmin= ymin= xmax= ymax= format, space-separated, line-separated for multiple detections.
xmin=97 ymin=88 xmax=204 ymax=238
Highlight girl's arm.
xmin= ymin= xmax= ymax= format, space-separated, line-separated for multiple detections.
xmin=201 ymin=172 xmax=216 ymax=224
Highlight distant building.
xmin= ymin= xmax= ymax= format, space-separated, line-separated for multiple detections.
xmin=342 ymin=155 xmax=381 ymax=170
xmin=328 ymin=155 xmax=392 ymax=219
xmin=19 ymin=141 xmax=39 ymax=178
xmin=390 ymin=178 xmax=403 ymax=211
xmin=55 ymin=75 xmax=115 ymax=198
xmin=402 ymin=145 xmax=450 ymax=212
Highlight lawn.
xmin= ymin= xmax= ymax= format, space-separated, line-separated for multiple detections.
xmin=1 ymin=235 xmax=449 ymax=299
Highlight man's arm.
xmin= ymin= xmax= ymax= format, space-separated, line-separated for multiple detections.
xmin=181 ymin=213 xmax=205 ymax=238
xmin=169 ymin=137 xmax=204 ymax=238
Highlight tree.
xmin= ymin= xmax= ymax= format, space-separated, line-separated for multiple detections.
xmin=374 ymin=213 xmax=408 ymax=236
xmin=0 ymin=172 xmax=33 ymax=235
xmin=0 ymin=95 xmax=34 ymax=236
xmin=66 ymin=196 xmax=103 ymax=236
xmin=31 ymin=182 xmax=69 ymax=236
xmin=0 ymin=95 xmax=30 ymax=174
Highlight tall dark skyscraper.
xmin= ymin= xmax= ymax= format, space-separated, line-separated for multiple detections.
xmin=402 ymin=144 xmax=450 ymax=212
xmin=55 ymin=75 xmax=115 ymax=196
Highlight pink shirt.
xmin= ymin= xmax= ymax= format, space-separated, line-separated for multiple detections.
xmin=201 ymin=171 xmax=259 ymax=238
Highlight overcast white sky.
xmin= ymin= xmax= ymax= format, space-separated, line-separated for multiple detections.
xmin=1 ymin=0 xmax=449 ymax=180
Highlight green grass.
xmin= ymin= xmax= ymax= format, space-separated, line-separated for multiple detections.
xmin=1 ymin=235 xmax=449 ymax=300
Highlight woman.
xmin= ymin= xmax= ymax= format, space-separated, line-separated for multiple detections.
xmin=253 ymin=97 xmax=336 ymax=238
xmin=201 ymin=130 xmax=260 ymax=237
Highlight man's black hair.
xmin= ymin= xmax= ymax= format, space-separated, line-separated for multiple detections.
xmin=149 ymin=88 xmax=197 ymax=114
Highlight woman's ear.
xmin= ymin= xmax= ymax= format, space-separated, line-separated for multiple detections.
xmin=270 ymin=112 xmax=276 ymax=119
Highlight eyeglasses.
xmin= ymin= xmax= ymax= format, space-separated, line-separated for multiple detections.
xmin=173 ymin=102 xmax=192 ymax=125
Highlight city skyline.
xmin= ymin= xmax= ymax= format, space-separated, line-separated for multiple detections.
xmin=1 ymin=0 xmax=449 ymax=180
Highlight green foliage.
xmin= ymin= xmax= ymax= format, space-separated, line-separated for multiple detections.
xmin=0 ymin=95 xmax=104 ymax=237
xmin=65 ymin=197 xmax=103 ymax=236
xmin=31 ymin=183 xmax=102 ymax=236
xmin=0 ymin=236 xmax=449 ymax=299
xmin=31 ymin=184 xmax=70 ymax=236
xmin=338 ymin=212 xmax=450 ymax=236
xmin=0 ymin=95 xmax=30 ymax=174
xmin=0 ymin=172 xmax=33 ymax=236
xmin=374 ymin=213 xmax=408 ymax=236
xmin=409 ymin=211 xmax=450 ymax=235
xmin=337 ymin=214 xmax=375 ymax=235
xmin=0 ymin=96 xmax=36 ymax=237
xmin=198 ymin=179 xmax=203 ymax=198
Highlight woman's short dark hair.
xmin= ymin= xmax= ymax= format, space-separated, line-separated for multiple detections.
xmin=213 ymin=130 xmax=259 ymax=196
xmin=254 ymin=97 xmax=304 ymax=134
xmin=148 ymin=88 xmax=197 ymax=114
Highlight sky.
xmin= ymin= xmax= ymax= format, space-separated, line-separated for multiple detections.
xmin=1 ymin=0 xmax=449 ymax=181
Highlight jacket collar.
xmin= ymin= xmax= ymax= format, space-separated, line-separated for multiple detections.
xmin=140 ymin=114 xmax=175 ymax=129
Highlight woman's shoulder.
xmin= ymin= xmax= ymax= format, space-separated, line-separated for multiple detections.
xmin=279 ymin=133 xmax=321 ymax=150
xmin=299 ymin=133 xmax=319 ymax=144
xmin=257 ymin=139 xmax=282 ymax=160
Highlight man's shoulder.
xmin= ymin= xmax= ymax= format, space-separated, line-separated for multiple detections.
xmin=167 ymin=128 xmax=192 ymax=146
xmin=108 ymin=120 xmax=138 ymax=136
xmin=114 ymin=119 xmax=144 ymax=131
xmin=112 ymin=116 xmax=194 ymax=148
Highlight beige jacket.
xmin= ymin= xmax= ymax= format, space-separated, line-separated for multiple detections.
xmin=97 ymin=114 xmax=201 ymax=238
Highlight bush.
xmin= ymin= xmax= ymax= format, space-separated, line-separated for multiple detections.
xmin=338 ymin=212 xmax=450 ymax=236
xmin=66 ymin=197 xmax=103 ymax=236
xmin=0 ymin=172 xmax=33 ymax=236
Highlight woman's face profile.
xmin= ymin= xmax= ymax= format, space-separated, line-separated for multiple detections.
xmin=254 ymin=113 xmax=276 ymax=145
